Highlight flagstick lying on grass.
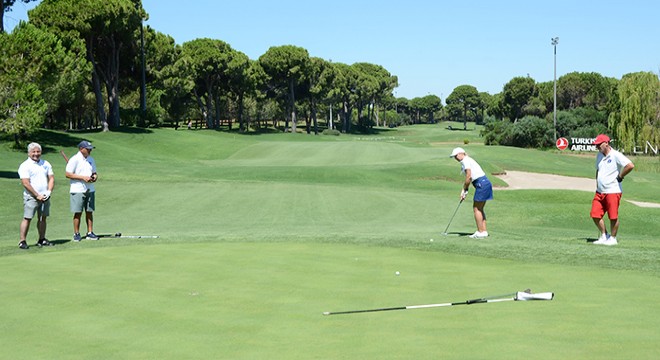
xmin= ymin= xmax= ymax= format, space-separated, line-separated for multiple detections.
xmin=323 ymin=289 xmax=554 ymax=315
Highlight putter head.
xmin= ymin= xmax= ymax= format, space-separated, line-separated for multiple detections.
xmin=441 ymin=232 xmax=448 ymax=236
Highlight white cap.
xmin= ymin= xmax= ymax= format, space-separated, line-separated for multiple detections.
xmin=449 ymin=147 xmax=465 ymax=158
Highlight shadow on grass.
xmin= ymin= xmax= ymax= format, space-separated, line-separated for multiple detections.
xmin=222 ymin=127 xmax=283 ymax=136
xmin=11 ymin=127 xmax=155 ymax=156
xmin=441 ymin=232 xmax=473 ymax=237
xmin=0 ymin=171 xmax=19 ymax=179
xmin=50 ymin=239 xmax=71 ymax=246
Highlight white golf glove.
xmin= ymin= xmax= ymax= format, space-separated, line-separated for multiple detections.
xmin=460 ymin=189 xmax=468 ymax=200
xmin=42 ymin=190 xmax=51 ymax=201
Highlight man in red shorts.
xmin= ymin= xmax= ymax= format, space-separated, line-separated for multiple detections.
xmin=591 ymin=134 xmax=634 ymax=246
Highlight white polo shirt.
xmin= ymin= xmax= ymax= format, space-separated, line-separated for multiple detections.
xmin=18 ymin=158 xmax=53 ymax=196
xmin=596 ymin=149 xmax=631 ymax=194
xmin=66 ymin=152 xmax=96 ymax=193
xmin=460 ymin=155 xmax=486 ymax=181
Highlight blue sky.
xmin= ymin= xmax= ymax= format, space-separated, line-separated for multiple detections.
xmin=5 ymin=0 xmax=660 ymax=101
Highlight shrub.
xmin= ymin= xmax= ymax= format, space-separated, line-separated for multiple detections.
xmin=482 ymin=118 xmax=513 ymax=145
xmin=509 ymin=116 xmax=554 ymax=148
xmin=322 ymin=129 xmax=341 ymax=136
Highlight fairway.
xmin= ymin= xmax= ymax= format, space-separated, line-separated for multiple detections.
xmin=1 ymin=125 xmax=658 ymax=359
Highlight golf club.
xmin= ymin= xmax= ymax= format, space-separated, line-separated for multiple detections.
xmin=442 ymin=199 xmax=464 ymax=235
xmin=96 ymin=233 xmax=159 ymax=239
xmin=323 ymin=289 xmax=554 ymax=316
xmin=119 ymin=235 xmax=159 ymax=239
xmin=60 ymin=150 xmax=69 ymax=163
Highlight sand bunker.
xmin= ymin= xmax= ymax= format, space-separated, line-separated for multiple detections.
xmin=494 ymin=170 xmax=660 ymax=208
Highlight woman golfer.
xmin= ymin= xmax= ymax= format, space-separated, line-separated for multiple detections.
xmin=450 ymin=147 xmax=493 ymax=238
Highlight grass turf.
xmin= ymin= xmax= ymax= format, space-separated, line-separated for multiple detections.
xmin=0 ymin=124 xmax=658 ymax=359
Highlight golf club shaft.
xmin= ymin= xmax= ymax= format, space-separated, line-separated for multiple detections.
xmin=96 ymin=233 xmax=159 ymax=239
xmin=324 ymin=296 xmax=515 ymax=315
xmin=443 ymin=199 xmax=463 ymax=234
xmin=60 ymin=150 xmax=69 ymax=163
xmin=120 ymin=235 xmax=159 ymax=238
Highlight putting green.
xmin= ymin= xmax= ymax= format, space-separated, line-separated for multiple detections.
xmin=1 ymin=242 xmax=657 ymax=359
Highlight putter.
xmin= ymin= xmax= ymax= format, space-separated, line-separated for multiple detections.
xmin=323 ymin=289 xmax=554 ymax=315
xmin=442 ymin=199 xmax=464 ymax=235
xmin=97 ymin=233 xmax=123 ymax=238
xmin=96 ymin=233 xmax=159 ymax=239
xmin=119 ymin=235 xmax=159 ymax=239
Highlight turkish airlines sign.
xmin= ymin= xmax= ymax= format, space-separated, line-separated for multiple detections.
xmin=556 ymin=137 xmax=569 ymax=150
xmin=556 ymin=137 xmax=658 ymax=155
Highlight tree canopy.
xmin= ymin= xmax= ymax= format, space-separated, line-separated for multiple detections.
xmin=0 ymin=0 xmax=658 ymax=151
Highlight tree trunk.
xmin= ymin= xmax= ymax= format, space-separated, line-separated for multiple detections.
xmin=97 ymin=36 xmax=121 ymax=129
xmin=87 ymin=39 xmax=108 ymax=131
xmin=342 ymin=101 xmax=351 ymax=133
xmin=205 ymin=91 xmax=213 ymax=128
xmin=238 ymin=92 xmax=245 ymax=132
xmin=193 ymin=88 xmax=207 ymax=127
xmin=289 ymin=78 xmax=297 ymax=133
xmin=107 ymin=80 xmax=120 ymax=129
xmin=312 ymin=102 xmax=318 ymax=135
xmin=0 ymin=2 xmax=5 ymax=34
xmin=284 ymin=101 xmax=290 ymax=132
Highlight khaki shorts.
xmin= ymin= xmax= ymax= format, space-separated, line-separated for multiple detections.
xmin=70 ymin=191 xmax=95 ymax=213
xmin=23 ymin=194 xmax=50 ymax=219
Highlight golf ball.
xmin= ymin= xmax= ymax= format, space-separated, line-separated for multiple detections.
xmin=430 ymin=239 xmax=434 ymax=242
xmin=395 ymin=271 xmax=400 ymax=276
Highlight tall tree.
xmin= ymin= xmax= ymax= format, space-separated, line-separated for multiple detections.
xmin=259 ymin=45 xmax=309 ymax=133
xmin=558 ymin=72 xmax=613 ymax=110
xmin=181 ymin=38 xmax=236 ymax=129
xmin=332 ymin=62 xmax=359 ymax=133
xmin=502 ymin=76 xmax=536 ymax=121
xmin=351 ymin=62 xmax=397 ymax=130
xmin=225 ymin=51 xmax=253 ymax=132
xmin=608 ymin=71 xmax=660 ymax=151
xmin=30 ymin=0 xmax=144 ymax=131
xmin=446 ymin=85 xmax=481 ymax=129
xmin=0 ymin=22 xmax=88 ymax=143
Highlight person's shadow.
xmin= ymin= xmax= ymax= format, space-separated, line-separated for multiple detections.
xmin=49 ymin=239 xmax=71 ymax=245
xmin=0 ymin=171 xmax=19 ymax=179
xmin=442 ymin=232 xmax=474 ymax=237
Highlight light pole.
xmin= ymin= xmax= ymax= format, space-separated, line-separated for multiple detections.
xmin=551 ymin=37 xmax=559 ymax=141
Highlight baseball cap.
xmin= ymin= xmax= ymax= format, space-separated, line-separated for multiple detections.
xmin=449 ymin=147 xmax=466 ymax=158
xmin=593 ymin=134 xmax=610 ymax=145
xmin=78 ymin=140 xmax=94 ymax=149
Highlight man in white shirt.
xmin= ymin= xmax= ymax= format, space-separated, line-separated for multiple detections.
xmin=65 ymin=140 xmax=98 ymax=242
xmin=18 ymin=142 xmax=55 ymax=249
xmin=591 ymin=134 xmax=634 ymax=246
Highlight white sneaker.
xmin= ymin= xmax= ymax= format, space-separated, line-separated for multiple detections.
xmin=593 ymin=233 xmax=609 ymax=244
xmin=602 ymin=236 xmax=618 ymax=246
xmin=469 ymin=231 xmax=488 ymax=239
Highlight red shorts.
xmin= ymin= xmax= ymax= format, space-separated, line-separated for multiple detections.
xmin=590 ymin=192 xmax=622 ymax=220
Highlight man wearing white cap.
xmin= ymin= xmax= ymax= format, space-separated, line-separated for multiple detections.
xmin=449 ymin=147 xmax=493 ymax=238
xmin=65 ymin=140 xmax=98 ymax=242
xmin=591 ymin=134 xmax=634 ymax=246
